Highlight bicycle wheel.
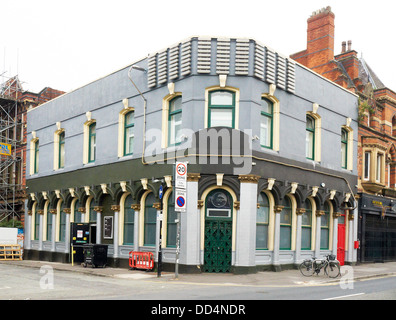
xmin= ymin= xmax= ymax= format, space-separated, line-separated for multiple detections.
xmin=299 ymin=260 xmax=314 ymax=277
xmin=325 ymin=261 xmax=340 ymax=278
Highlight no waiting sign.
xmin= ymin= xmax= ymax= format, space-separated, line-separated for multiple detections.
xmin=175 ymin=189 xmax=187 ymax=212
xmin=175 ymin=161 xmax=187 ymax=189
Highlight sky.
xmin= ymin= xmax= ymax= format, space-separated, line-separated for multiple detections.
xmin=1 ymin=0 xmax=395 ymax=94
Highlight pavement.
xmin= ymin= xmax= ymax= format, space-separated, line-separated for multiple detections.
xmin=2 ymin=259 xmax=396 ymax=287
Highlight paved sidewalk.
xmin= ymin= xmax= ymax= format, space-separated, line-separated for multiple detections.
xmin=1 ymin=259 xmax=396 ymax=287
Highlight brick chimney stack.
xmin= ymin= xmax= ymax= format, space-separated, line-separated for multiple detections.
xmin=305 ymin=6 xmax=335 ymax=69
xmin=290 ymin=6 xmax=335 ymax=73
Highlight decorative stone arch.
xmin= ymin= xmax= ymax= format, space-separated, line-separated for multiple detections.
xmin=198 ymin=175 xmax=240 ymax=202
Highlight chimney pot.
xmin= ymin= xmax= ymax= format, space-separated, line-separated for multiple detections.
xmin=348 ymin=40 xmax=352 ymax=51
xmin=342 ymin=41 xmax=346 ymax=53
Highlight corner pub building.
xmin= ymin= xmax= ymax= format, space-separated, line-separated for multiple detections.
xmin=24 ymin=36 xmax=359 ymax=273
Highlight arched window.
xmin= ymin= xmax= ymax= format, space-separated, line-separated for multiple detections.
xmin=59 ymin=202 xmax=66 ymax=242
xmin=306 ymin=115 xmax=315 ymax=160
xmin=321 ymin=202 xmax=331 ymax=250
xmin=341 ymin=129 xmax=348 ymax=169
xmin=124 ymin=111 xmax=135 ymax=156
xmin=46 ymin=207 xmax=53 ymax=241
xmin=144 ymin=193 xmax=157 ymax=246
xmin=280 ymin=197 xmax=292 ymax=250
xmin=88 ymin=198 xmax=96 ymax=223
xmin=34 ymin=205 xmax=40 ymax=240
xmin=166 ymin=192 xmax=177 ymax=247
xmin=123 ymin=195 xmax=135 ymax=245
xmin=302 ymin=199 xmax=312 ymax=250
xmin=74 ymin=199 xmax=81 ymax=223
xmin=168 ymin=97 xmax=182 ymax=147
xmin=260 ymin=98 xmax=273 ymax=149
xmin=208 ymin=90 xmax=235 ymax=128
xmin=256 ymin=192 xmax=270 ymax=250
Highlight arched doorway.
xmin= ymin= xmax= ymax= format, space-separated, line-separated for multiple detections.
xmin=203 ymin=189 xmax=233 ymax=273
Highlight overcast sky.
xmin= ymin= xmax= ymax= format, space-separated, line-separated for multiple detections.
xmin=2 ymin=0 xmax=395 ymax=94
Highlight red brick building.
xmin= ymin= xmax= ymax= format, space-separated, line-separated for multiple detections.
xmin=0 ymin=76 xmax=64 ymax=227
xmin=291 ymin=6 xmax=396 ymax=263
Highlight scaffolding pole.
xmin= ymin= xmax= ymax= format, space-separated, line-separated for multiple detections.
xmin=0 ymin=74 xmax=23 ymax=227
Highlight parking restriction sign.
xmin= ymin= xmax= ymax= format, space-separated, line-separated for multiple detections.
xmin=175 ymin=162 xmax=187 ymax=189
xmin=175 ymin=189 xmax=186 ymax=212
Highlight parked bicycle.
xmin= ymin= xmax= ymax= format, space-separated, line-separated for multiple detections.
xmin=299 ymin=254 xmax=341 ymax=278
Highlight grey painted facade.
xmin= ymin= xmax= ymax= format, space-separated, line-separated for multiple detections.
xmin=25 ymin=37 xmax=359 ymax=273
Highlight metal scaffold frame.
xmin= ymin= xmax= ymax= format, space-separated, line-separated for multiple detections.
xmin=0 ymin=73 xmax=24 ymax=226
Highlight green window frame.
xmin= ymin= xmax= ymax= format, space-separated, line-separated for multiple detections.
xmin=74 ymin=200 xmax=82 ymax=223
xmin=260 ymin=98 xmax=273 ymax=149
xmin=88 ymin=123 xmax=96 ymax=163
xmin=46 ymin=210 xmax=53 ymax=241
xmin=59 ymin=131 xmax=65 ymax=169
xmin=320 ymin=202 xmax=330 ymax=250
xmin=341 ymin=129 xmax=348 ymax=169
xmin=306 ymin=115 xmax=315 ymax=160
xmin=256 ymin=192 xmax=270 ymax=250
xmin=34 ymin=210 xmax=40 ymax=240
xmin=168 ymin=96 xmax=182 ymax=147
xmin=124 ymin=111 xmax=134 ymax=156
xmin=123 ymin=195 xmax=135 ymax=245
xmin=166 ymin=192 xmax=177 ymax=247
xmin=59 ymin=205 xmax=66 ymax=242
xmin=208 ymin=90 xmax=235 ymax=129
xmin=34 ymin=140 xmax=39 ymax=174
xmin=89 ymin=201 xmax=96 ymax=223
xmin=144 ymin=193 xmax=157 ymax=246
xmin=301 ymin=199 xmax=312 ymax=250
xmin=280 ymin=197 xmax=292 ymax=250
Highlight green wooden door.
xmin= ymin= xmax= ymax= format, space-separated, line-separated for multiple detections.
xmin=203 ymin=189 xmax=233 ymax=273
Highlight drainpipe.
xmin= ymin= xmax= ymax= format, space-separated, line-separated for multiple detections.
xmin=127 ymin=65 xmax=147 ymax=165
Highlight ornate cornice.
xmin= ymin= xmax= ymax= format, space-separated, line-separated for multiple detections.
xmin=63 ymin=208 xmax=71 ymax=214
xmin=93 ymin=206 xmax=103 ymax=212
xmin=131 ymin=204 xmax=141 ymax=211
xmin=37 ymin=210 xmax=44 ymax=215
xmin=233 ymin=201 xmax=240 ymax=210
xmin=78 ymin=207 xmax=86 ymax=213
xmin=197 ymin=200 xmax=204 ymax=209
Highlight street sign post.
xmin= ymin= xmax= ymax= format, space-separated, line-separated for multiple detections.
xmin=174 ymin=162 xmax=188 ymax=279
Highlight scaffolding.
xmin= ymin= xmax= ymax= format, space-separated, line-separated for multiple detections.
xmin=0 ymin=74 xmax=24 ymax=227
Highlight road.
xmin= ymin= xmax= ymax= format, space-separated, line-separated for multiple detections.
xmin=1 ymin=263 xmax=396 ymax=302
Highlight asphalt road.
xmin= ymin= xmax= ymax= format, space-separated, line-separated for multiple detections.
xmin=1 ymin=263 xmax=396 ymax=301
